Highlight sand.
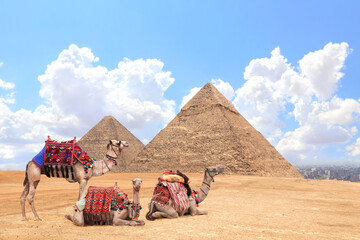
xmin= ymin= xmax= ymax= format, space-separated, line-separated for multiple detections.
xmin=1 ymin=171 xmax=360 ymax=240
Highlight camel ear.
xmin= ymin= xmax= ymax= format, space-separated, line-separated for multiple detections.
xmin=107 ymin=143 xmax=110 ymax=150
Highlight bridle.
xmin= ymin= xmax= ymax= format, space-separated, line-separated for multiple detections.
xmin=102 ymin=141 xmax=123 ymax=174
xmin=205 ymin=169 xmax=218 ymax=182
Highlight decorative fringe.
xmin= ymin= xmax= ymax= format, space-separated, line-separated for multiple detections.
xmin=60 ymin=165 xmax=65 ymax=177
xmin=84 ymin=212 xmax=112 ymax=225
xmin=50 ymin=165 xmax=54 ymax=177
xmin=71 ymin=166 xmax=74 ymax=179
xmin=65 ymin=165 xmax=69 ymax=178
xmin=55 ymin=165 xmax=60 ymax=178
xmin=44 ymin=165 xmax=50 ymax=178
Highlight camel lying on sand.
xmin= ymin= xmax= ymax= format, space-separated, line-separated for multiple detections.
xmin=146 ymin=164 xmax=225 ymax=220
xmin=21 ymin=139 xmax=129 ymax=221
xmin=65 ymin=178 xmax=145 ymax=226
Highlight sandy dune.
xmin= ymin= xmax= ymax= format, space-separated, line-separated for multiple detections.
xmin=0 ymin=171 xmax=360 ymax=240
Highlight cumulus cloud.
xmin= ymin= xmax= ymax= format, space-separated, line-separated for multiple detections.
xmin=232 ymin=42 xmax=359 ymax=163
xmin=346 ymin=138 xmax=360 ymax=157
xmin=180 ymin=79 xmax=234 ymax=109
xmin=0 ymin=44 xmax=177 ymax=169
xmin=299 ymin=42 xmax=350 ymax=100
xmin=0 ymin=79 xmax=15 ymax=90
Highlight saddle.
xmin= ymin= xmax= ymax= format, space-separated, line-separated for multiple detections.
xmin=32 ymin=136 xmax=95 ymax=179
xmin=151 ymin=171 xmax=191 ymax=213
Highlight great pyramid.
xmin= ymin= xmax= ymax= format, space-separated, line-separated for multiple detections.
xmin=127 ymin=83 xmax=302 ymax=177
xmin=78 ymin=115 xmax=144 ymax=172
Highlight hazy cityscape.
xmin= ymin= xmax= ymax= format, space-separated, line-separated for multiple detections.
xmin=297 ymin=166 xmax=360 ymax=182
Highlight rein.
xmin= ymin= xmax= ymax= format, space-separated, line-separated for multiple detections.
xmin=205 ymin=169 xmax=217 ymax=182
xmin=102 ymin=142 xmax=122 ymax=175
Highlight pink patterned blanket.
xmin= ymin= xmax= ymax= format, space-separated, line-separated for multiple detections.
xmin=165 ymin=182 xmax=190 ymax=213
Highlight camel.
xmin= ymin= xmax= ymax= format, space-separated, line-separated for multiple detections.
xmin=20 ymin=139 xmax=129 ymax=221
xmin=146 ymin=164 xmax=225 ymax=220
xmin=65 ymin=178 xmax=145 ymax=226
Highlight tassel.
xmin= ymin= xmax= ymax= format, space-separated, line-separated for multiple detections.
xmin=60 ymin=165 xmax=65 ymax=178
xmin=50 ymin=165 xmax=54 ymax=177
xmin=55 ymin=165 xmax=60 ymax=178
xmin=65 ymin=165 xmax=69 ymax=178
xmin=71 ymin=166 xmax=74 ymax=179
xmin=44 ymin=165 xmax=50 ymax=178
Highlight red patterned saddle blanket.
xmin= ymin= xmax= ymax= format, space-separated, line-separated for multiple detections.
xmin=32 ymin=136 xmax=95 ymax=179
xmin=151 ymin=171 xmax=190 ymax=213
xmin=84 ymin=185 xmax=129 ymax=225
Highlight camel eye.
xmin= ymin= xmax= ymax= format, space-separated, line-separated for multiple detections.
xmin=75 ymin=209 xmax=78 ymax=212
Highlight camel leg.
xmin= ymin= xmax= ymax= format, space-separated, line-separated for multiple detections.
xmin=78 ymin=179 xmax=88 ymax=200
xmin=27 ymin=180 xmax=42 ymax=221
xmin=150 ymin=204 xmax=178 ymax=220
xmin=65 ymin=210 xmax=84 ymax=226
xmin=195 ymin=209 xmax=208 ymax=215
xmin=20 ymin=182 xmax=30 ymax=221
xmin=188 ymin=197 xmax=208 ymax=216
xmin=113 ymin=210 xmax=139 ymax=226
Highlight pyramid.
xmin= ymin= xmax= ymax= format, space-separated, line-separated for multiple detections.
xmin=78 ymin=116 xmax=144 ymax=172
xmin=128 ymin=83 xmax=302 ymax=177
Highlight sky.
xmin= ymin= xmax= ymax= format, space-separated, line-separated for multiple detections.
xmin=1 ymin=1 xmax=360 ymax=170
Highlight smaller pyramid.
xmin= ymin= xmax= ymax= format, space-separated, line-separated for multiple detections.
xmin=78 ymin=116 xmax=144 ymax=171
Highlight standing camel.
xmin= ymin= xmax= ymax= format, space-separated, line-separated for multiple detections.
xmin=65 ymin=178 xmax=145 ymax=226
xmin=146 ymin=164 xmax=225 ymax=220
xmin=20 ymin=139 xmax=129 ymax=221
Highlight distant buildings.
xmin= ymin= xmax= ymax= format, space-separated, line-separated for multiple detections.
xmin=297 ymin=166 xmax=360 ymax=182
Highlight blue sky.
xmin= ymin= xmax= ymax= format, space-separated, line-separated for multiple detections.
xmin=1 ymin=1 xmax=360 ymax=169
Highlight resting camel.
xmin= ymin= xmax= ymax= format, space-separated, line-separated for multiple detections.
xmin=146 ymin=164 xmax=225 ymax=220
xmin=20 ymin=139 xmax=128 ymax=221
xmin=65 ymin=178 xmax=145 ymax=226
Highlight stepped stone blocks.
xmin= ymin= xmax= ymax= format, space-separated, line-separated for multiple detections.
xmin=78 ymin=115 xmax=144 ymax=172
xmin=128 ymin=83 xmax=301 ymax=178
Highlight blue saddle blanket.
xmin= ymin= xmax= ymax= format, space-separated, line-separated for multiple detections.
xmin=32 ymin=146 xmax=45 ymax=167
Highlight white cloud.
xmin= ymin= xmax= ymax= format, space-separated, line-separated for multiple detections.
xmin=0 ymin=79 xmax=15 ymax=90
xmin=180 ymin=87 xmax=201 ymax=109
xmin=233 ymin=42 xmax=359 ymax=164
xmin=0 ymin=62 xmax=3 ymax=67
xmin=180 ymin=79 xmax=234 ymax=109
xmin=299 ymin=42 xmax=350 ymax=100
xmin=210 ymin=79 xmax=235 ymax=100
xmin=0 ymin=44 xmax=177 ymax=169
xmin=346 ymin=138 xmax=360 ymax=157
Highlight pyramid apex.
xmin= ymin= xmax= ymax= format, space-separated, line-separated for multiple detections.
xmin=181 ymin=82 xmax=238 ymax=112
xmin=103 ymin=115 xmax=115 ymax=120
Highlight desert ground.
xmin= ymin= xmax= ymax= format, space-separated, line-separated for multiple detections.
xmin=0 ymin=171 xmax=360 ymax=240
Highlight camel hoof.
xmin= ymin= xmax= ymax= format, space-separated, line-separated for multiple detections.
xmin=22 ymin=217 xmax=29 ymax=221
xmin=136 ymin=220 xmax=145 ymax=226
xmin=34 ymin=217 xmax=42 ymax=221
xmin=130 ymin=221 xmax=137 ymax=226
xmin=145 ymin=212 xmax=155 ymax=221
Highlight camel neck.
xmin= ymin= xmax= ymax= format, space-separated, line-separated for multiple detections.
xmin=132 ymin=188 xmax=140 ymax=204
xmin=197 ymin=171 xmax=213 ymax=203
xmin=92 ymin=158 xmax=114 ymax=176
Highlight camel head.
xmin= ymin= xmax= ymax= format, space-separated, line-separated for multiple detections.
xmin=132 ymin=178 xmax=142 ymax=191
xmin=107 ymin=140 xmax=129 ymax=151
xmin=205 ymin=164 xmax=225 ymax=178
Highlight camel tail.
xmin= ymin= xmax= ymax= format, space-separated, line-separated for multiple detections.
xmin=146 ymin=202 xmax=156 ymax=221
xmin=23 ymin=163 xmax=29 ymax=186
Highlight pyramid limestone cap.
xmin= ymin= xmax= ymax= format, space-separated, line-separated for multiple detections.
xmin=182 ymin=82 xmax=238 ymax=113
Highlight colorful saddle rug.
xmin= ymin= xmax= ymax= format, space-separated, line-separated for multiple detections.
xmin=84 ymin=185 xmax=138 ymax=225
xmin=151 ymin=171 xmax=190 ymax=213
xmin=159 ymin=171 xmax=186 ymax=184
xmin=84 ymin=186 xmax=115 ymax=225
xmin=166 ymin=182 xmax=190 ymax=213
xmin=151 ymin=182 xmax=171 ymax=205
xmin=31 ymin=137 xmax=95 ymax=178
